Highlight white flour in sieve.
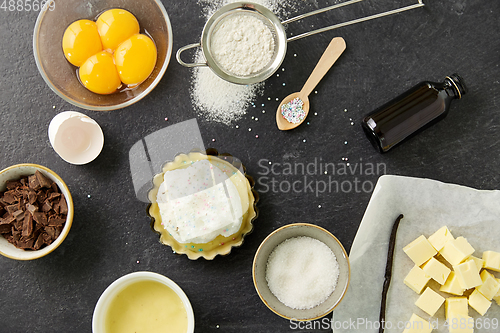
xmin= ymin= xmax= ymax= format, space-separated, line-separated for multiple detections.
xmin=192 ymin=0 xmax=294 ymax=125
xmin=211 ymin=13 xmax=275 ymax=76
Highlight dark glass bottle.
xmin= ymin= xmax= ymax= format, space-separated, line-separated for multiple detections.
xmin=361 ymin=74 xmax=467 ymax=153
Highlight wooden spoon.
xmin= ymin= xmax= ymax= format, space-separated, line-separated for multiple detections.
xmin=276 ymin=37 xmax=346 ymax=130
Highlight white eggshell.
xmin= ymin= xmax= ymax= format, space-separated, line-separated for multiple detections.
xmin=48 ymin=111 xmax=104 ymax=165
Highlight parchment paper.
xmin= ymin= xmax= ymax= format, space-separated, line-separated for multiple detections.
xmin=333 ymin=175 xmax=500 ymax=333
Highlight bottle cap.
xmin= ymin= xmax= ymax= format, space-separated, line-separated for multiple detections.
xmin=446 ymin=73 xmax=467 ymax=99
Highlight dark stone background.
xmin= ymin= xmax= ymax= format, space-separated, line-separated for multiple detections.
xmin=1 ymin=0 xmax=499 ymax=332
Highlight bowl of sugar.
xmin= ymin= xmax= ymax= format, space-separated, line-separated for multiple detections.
xmin=252 ymin=223 xmax=350 ymax=320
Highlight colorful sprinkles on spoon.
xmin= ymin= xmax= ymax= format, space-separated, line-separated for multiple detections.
xmin=281 ymin=97 xmax=305 ymax=124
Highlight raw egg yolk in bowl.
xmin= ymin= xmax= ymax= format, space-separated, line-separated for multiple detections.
xmin=114 ymin=34 xmax=157 ymax=87
xmin=96 ymin=8 xmax=140 ymax=53
xmin=62 ymin=20 xmax=102 ymax=67
xmin=62 ymin=9 xmax=157 ymax=95
xmin=79 ymin=51 xmax=122 ymax=95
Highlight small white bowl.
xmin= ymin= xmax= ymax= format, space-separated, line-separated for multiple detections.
xmin=92 ymin=271 xmax=195 ymax=333
xmin=0 ymin=164 xmax=74 ymax=260
xmin=48 ymin=111 xmax=104 ymax=165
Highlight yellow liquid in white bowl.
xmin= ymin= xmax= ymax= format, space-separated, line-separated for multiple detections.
xmin=104 ymin=280 xmax=188 ymax=333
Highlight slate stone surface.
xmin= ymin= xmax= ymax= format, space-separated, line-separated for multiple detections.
xmin=1 ymin=0 xmax=499 ymax=332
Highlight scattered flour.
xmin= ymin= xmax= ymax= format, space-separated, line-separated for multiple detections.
xmin=191 ymin=0 xmax=293 ymax=125
xmin=266 ymin=236 xmax=340 ymax=310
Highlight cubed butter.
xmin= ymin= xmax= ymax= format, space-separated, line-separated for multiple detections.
xmin=469 ymin=255 xmax=484 ymax=273
xmin=468 ymin=289 xmax=491 ymax=316
xmin=421 ymin=257 xmax=451 ymax=285
xmin=476 ymin=270 xmax=500 ymax=300
xmin=445 ymin=297 xmax=468 ymax=320
xmin=428 ymin=226 xmax=454 ymax=251
xmin=404 ymin=265 xmax=431 ymax=294
xmin=482 ymin=250 xmax=500 ymax=272
xmin=494 ymin=279 xmax=500 ymax=306
xmin=415 ymin=287 xmax=445 ymax=316
xmin=402 ymin=313 xmax=433 ymax=333
xmin=448 ymin=313 xmax=474 ymax=333
xmin=404 ymin=235 xmax=438 ymax=266
xmin=439 ymin=237 xmax=475 ymax=266
xmin=440 ymin=271 xmax=465 ymax=296
xmin=453 ymin=259 xmax=482 ymax=289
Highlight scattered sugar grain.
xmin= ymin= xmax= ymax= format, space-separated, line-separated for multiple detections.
xmin=266 ymin=236 xmax=340 ymax=310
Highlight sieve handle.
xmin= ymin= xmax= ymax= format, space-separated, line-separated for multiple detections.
xmin=285 ymin=0 xmax=424 ymax=42
xmin=176 ymin=43 xmax=208 ymax=68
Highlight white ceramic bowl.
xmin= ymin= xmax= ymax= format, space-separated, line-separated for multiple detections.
xmin=253 ymin=223 xmax=350 ymax=321
xmin=0 ymin=164 xmax=74 ymax=260
xmin=92 ymin=271 xmax=195 ymax=333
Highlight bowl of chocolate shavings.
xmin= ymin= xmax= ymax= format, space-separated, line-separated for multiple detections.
xmin=0 ymin=164 xmax=74 ymax=260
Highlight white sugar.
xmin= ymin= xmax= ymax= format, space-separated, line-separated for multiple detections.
xmin=266 ymin=236 xmax=340 ymax=310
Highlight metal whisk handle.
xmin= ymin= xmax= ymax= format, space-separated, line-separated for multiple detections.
xmin=285 ymin=0 xmax=425 ymax=42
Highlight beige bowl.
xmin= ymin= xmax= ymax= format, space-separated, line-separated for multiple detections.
xmin=252 ymin=223 xmax=350 ymax=321
xmin=33 ymin=0 xmax=173 ymax=111
xmin=0 ymin=164 xmax=74 ymax=260
xmin=92 ymin=271 xmax=195 ymax=333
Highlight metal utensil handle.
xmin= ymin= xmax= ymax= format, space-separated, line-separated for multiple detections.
xmin=285 ymin=0 xmax=425 ymax=42
xmin=176 ymin=43 xmax=208 ymax=67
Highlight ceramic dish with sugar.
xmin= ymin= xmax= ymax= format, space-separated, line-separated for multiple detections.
xmin=253 ymin=223 xmax=350 ymax=320
xmin=147 ymin=148 xmax=258 ymax=260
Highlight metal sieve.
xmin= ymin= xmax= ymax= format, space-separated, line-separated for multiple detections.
xmin=177 ymin=0 xmax=425 ymax=85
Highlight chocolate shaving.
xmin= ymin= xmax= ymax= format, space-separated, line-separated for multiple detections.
xmin=28 ymin=175 xmax=41 ymax=190
xmin=42 ymin=201 xmax=52 ymax=213
xmin=35 ymin=170 xmax=52 ymax=188
xmin=22 ymin=214 xmax=33 ymax=237
xmin=33 ymin=234 xmax=44 ymax=250
xmin=378 ymin=214 xmax=404 ymax=333
xmin=47 ymin=192 xmax=61 ymax=201
xmin=6 ymin=180 xmax=21 ymax=190
xmin=0 ymin=224 xmax=11 ymax=233
xmin=5 ymin=204 xmax=18 ymax=215
xmin=3 ymin=192 xmax=17 ymax=204
xmin=52 ymin=201 xmax=60 ymax=214
xmin=2 ymin=215 xmax=15 ymax=224
xmin=13 ymin=210 xmax=25 ymax=222
xmin=59 ymin=195 xmax=68 ymax=215
xmin=28 ymin=190 xmax=37 ymax=204
xmin=32 ymin=212 xmax=48 ymax=225
xmin=48 ymin=216 xmax=65 ymax=227
xmin=45 ymin=227 xmax=56 ymax=240
xmin=16 ymin=238 xmax=34 ymax=249
xmin=26 ymin=203 xmax=38 ymax=214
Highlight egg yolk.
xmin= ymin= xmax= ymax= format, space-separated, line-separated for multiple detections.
xmin=96 ymin=9 xmax=140 ymax=52
xmin=114 ymin=34 xmax=157 ymax=86
xmin=62 ymin=19 xmax=102 ymax=67
xmin=78 ymin=51 xmax=122 ymax=95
